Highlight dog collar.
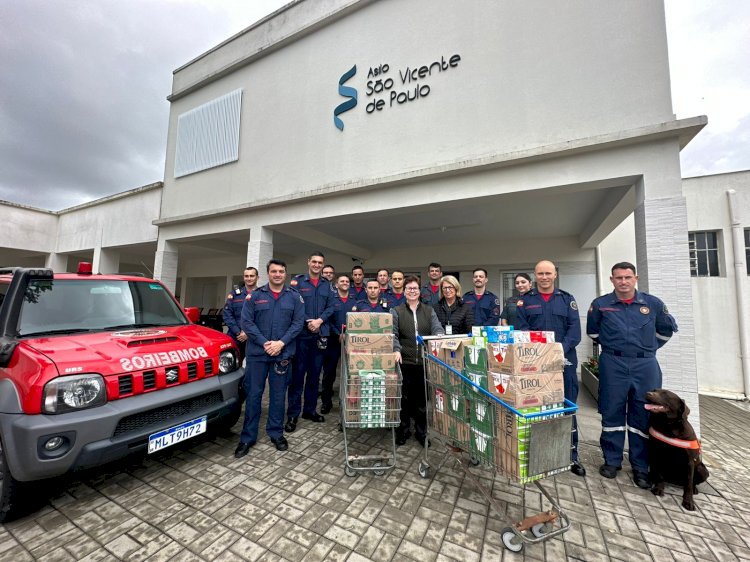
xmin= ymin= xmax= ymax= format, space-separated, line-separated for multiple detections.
xmin=649 ymin=427 xmax=701 ymax=450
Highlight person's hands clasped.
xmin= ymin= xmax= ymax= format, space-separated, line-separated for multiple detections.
xmin=264 ymin=340 xmax=285 ymax=356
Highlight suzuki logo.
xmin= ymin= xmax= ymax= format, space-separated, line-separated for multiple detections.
xmin=334 ymin=65 xmax=357 ymax=131
xmin=166 ymin=368 xmax=179 ymax=384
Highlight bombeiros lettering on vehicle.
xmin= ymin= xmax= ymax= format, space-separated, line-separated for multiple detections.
xmin=120 ymin=347 xmax=208 ymax=371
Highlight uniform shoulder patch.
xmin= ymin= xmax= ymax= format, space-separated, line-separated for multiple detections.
xmin=640 ymin=306 xmax=650 ymax=315
xmin=494 ymin=298 xmax=501 ymax=305
xmin=570 ymin=301 xmax=578 ymax=310
xmin=227 ymin=293 xmax=234 ymax=299
xmin=516 ymin=300 xmax=524 ymax=307
xmin=588 ymin=305 xmax=593 ymax=313
xmin=290 ymin=279 xmax=298 ymax=286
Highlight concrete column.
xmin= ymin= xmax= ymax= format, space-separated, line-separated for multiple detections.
xmin=247 ymin=226 xmax=273 ymax=285
xmin=634 ymin=191 xmax=700 ymax=431
xmin=93 ymin=247 xmax=120 ymax=274
xmin=179 ymin=277 xmax=188 ymax=306
xmin=154 ymin=239 xmax=179 ymax=293
xmin=45 ymin=253 xmax=68 ymax=273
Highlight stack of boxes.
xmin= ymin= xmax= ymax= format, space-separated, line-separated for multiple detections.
xmin=427 ymin=338 xmax=472 ymax=448
xmin=344 ymin=312 xmax=401 ymax=427
xmin=427 ymin=328 xmax=569 ymax=483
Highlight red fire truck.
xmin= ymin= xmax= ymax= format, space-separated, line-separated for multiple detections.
xmin=0 ymin=264 xmax=244 ymax=520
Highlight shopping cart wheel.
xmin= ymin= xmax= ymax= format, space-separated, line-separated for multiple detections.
xmin=418 ymin=461 xmax=431 ymax=479
xmin=469 ymin=454 xmax=481 ymax=466
xmin=344 ymin=464 xmax=357 ymax=477
xmin=501 ymin=527 xmax=524 ymax=553
xmin=372 ymin=461 xmax=386 ymax=476
xmin=530 ymin=523 xmax=549 ymax=538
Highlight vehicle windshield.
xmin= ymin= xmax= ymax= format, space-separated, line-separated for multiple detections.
xmin=18 ymin=279 xmax=188 ymax=337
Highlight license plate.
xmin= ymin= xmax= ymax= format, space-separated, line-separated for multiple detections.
xmin=148 ymin=416 xmax=207 ymax=453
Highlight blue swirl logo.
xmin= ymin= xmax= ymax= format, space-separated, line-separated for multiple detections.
xmin=334 ymin=65 xmax=357 ymax=131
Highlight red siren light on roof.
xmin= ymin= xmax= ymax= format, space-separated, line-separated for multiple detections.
xmin=77 ymin=262 xmax=93 ymax=275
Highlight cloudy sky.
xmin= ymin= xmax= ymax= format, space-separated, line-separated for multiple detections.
xmin=1 ymin=0 xmax=748 ymax=211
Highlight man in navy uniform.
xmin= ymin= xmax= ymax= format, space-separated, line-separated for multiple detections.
xmin=286 ymin=251 xmax=334 ymax=432
xmin=235 ymin=259 xmax=304 ymax=456
xmin=587 ymin=262 xmax=677 ymax=489
xmin=462 ymin=268 xmax=501 ymax=326
xmin=223 ymin=266 xmax=258 ymax=365
xmin=516 ymin=260 xmax=585 ymax=477
xmin=376 ymin=268 xmax=390 ymax=295
xmin=358 ymin=279 xmax=391 ymax=312
xmin=320 ymin=273 xmax=359 ymax=414
xmin=420 ymin=262 xmax=442 ymax=306
xmin=322 ymin=265 xmax=336 ymax=285
xmin=386 ymin=270 xmax=406 ymax=307
xmin=350 ymin=265 xmax=366 ymax=301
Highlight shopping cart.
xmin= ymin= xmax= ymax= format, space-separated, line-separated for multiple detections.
xmin=418 ymin=335 xmax=577 ymax=553
xmin=340 ymin=338 xmax=403 ymax=477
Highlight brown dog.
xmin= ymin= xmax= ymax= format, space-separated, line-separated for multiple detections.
xmin=644 ymin=389 xmax=709 ymax=511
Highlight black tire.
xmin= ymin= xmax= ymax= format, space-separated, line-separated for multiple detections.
xmin=0 ymin=437 xmax=23 ymax=523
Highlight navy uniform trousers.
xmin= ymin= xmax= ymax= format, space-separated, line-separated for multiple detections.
xmin=241 ymin=359 xmax=289 ymax=442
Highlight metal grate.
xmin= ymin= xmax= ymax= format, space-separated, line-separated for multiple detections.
xmin=204 ymin=358 xmax=214 ymax=376
xmin=118 ymin=375 xmax=133 ymax=396
xmin=126 ymin=336 xmax=179 ymax=347
xmin=143 ymin=370 xmax=156 ymax=390
xmin=113 ymin=391 xmax=223 ymax=437
xmin=187 ymin=362 xmax=198 ymax=380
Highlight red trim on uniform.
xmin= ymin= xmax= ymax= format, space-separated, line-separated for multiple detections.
xmin=620 ymin=298 xmax=634 ymax=304
xmin=271 ymin=290 xmax=281 ymax=300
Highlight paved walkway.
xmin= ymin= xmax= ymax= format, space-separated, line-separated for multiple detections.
xmin=1 ymin=386 xmax=749 ymax=561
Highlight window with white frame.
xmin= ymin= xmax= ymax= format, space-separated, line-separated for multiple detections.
xmin=688 ymin=231 xmax=720 ymax=277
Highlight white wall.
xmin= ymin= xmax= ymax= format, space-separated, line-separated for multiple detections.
xmin=0 ymin=202 xmax=57 ymax=253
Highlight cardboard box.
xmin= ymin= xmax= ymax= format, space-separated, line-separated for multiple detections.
xmin=487 ymin=342 xmax=565 ymax=375
xmin=346 ymin=312 xmax=393 ymax=333
xmin=432 ymin=410 xmax=470 ymax=446
xmin=428 ymin=337 xmax=472 ymax=372
xmin=487 ymin=370 xmax=564 ymax=408
xmin=347 ymin=333 xmax=394 ymax=353
xmin=470 ymin=427 xmax=495 ymax=464
xmin=463 ymin=368 xmax=489 ymax=399
xmin=347 ymin=352 xmax=398 ymax=372
xmin=468 ymin=397 xmax=496 ymax=435
xmin=464 ymin=345 xmax=489 ymax=372
xmin=512 ymin=330 xmax=556 ymax=343
xmin=480 ymin=326 xmax=513 ymax=344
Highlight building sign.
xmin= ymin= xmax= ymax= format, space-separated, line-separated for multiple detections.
xmin=334 ymin=53 xmax=461 ymax=131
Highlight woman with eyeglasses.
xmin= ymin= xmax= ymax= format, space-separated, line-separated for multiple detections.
xmin=391 ymin=275 xmax=444 ymax=447
xmin=434 ymin=275 xmax=474 ymax=335
xmin=500 ymin=273 xmax=532 ymax=327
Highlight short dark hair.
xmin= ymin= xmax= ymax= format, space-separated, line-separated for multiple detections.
xmin=473 ymin=268 xmax=488 ymax=276
xmin=352 ymin=265 xmax=364 ymax=273
xmin=428 ymin=262 xmax=442 ymax=270
xmin=612 ymin=262 xmax=636 ymax=275
xmin=404 ymin=275 xmax=420 ymax=287
xmin=377 ymin=268 xmax=389 ymax=276
xmin=365 ymin=279 xmax=380 ymax=287
xmin=513 ymin=272 xmax=531 ymax=283
xmin=244 ymin=266 xmax=259 ymax=275
xmin=337 ymin=273 xmax=352 ymax=282
xmin=309 ymin=251 xmax=325 ymax=260
xmin=322 ymin=265 xmax=335 ymax=272
xmin=391 ymin=269 xmax=404 ymax=277
xmin=267 ymin=259 xmax=286 ymax=272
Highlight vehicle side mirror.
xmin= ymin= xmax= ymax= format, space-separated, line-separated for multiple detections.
xmin=184 ymin=307 xmax=201 ymax=324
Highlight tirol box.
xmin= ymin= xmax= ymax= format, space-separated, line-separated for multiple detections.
xmin=346 ymin=312 xmax=392 ymax=334
xmin=429 ymin=337 xmax=472 ymax=372
xmin=487 ymin=342 xmax=565 ymax=375
xmin=347 ymin=333 xmax=394 ymax=353
xmin=487 ymin=370 xmax=564 ymax=408
xmin=464 ymin=345 xmax=489 ymax=372
xmin=347 ymin=352 xmax=398 ymax=372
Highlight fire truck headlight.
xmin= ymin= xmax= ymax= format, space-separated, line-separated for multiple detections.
xmin=218 ymin=351 xmax=237 ymax=374
xmin=43 ymin=374 xmax=107 ymax=414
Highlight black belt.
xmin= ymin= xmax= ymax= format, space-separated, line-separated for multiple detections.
xmin=602 ymin=349 xmax=654 ymax=359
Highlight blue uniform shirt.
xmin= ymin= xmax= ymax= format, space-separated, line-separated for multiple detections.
xmin=291 ymin=274 xmax=334 ymax=337
xmin=462 ymin=290 xmax=501 ymax=326
xmin=586 ymin=290 xmax=677 ymax=355
xmin=330 ymin=293 xmax=359 ymax=336
xmin=223 ymin=286 xmax=248 ymax=338
xmin=515 ymin=289 xmax=582 ymax=361
xmin=420 ymin=284 xmax=441 ymax=306
xmin=358 ymin=299 xmax=391 ymax=312
xmin=349 ymin=286 xmax=367 ymax=302
xmin=240 ymin=284 xmax=305 ymax=361
xmin=386 ymin=290 xmax=405 ymax=308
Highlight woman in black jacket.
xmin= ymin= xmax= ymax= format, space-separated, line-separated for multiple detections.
xmin=434 ymin=275 xmax=474 ymax=334
xmin=500 ymin=272 xmax=532 ymax=327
